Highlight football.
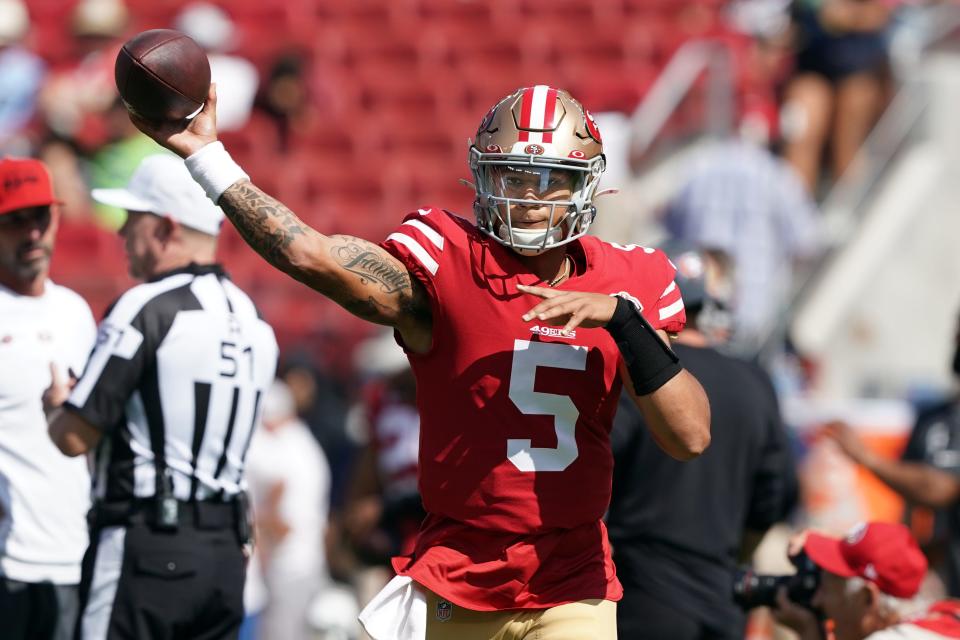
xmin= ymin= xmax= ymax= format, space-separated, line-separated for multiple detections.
xmin=115 ymin=29 xmax=210 ymax=122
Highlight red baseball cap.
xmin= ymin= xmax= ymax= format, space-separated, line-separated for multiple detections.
xmin=803 ymin=522 xmax=927 ymax=598
xmin=0 ymin=157 xmax=59 ymax=216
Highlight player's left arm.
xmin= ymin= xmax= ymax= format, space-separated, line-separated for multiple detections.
xmin=519 ymin=285 xmax=710 ymax=460
xmin=618 ymin=358 xmax=710 ymax=461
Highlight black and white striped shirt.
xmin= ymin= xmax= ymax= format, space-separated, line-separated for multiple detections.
xmin=66 ymin=263 xmax=278 ymax=503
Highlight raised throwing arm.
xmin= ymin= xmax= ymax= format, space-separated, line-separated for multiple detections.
xmin=129 ymin=86 xmax=432 ymax=352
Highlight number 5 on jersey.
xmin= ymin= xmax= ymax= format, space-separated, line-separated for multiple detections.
xmin=507 ymin=339 xmax=588 ymax=472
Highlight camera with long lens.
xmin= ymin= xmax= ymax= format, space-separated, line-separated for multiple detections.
xmin=733 ymin=551 xmax=821 ymax=610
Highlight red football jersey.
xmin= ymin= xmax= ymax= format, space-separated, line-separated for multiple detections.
xmin=380 ymin=207 xmax=685 ymax=610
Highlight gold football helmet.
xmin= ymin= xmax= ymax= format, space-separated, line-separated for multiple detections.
xmin=469 ymin=85 xmax=605 ymax=255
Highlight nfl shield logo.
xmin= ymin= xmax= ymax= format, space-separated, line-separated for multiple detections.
xmin=436 ymin=599 xmax=452 ymax=622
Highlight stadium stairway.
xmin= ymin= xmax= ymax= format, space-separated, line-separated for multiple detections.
xmin=791 ymin=50 xmax=960 ymax=399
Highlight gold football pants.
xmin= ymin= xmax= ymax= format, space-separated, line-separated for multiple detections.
xmin=423 ymin=587 xmax=617 ymax=640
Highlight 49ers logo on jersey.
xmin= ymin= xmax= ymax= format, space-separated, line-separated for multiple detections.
xmin=530 ymin=325 xmax=576 ymax=339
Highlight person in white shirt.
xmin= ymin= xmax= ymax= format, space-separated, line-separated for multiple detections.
xmin=245 ymin=379 xmax=332 ymax=640
xmin=0 ymin=157 xmax=96 ymax=640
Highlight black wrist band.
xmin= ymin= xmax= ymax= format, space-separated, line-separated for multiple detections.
xmin=605 ymin=295 xmax=682 ymax=395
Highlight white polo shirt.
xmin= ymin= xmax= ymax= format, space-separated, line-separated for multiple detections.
xmin=0 ymin=280 xmax=96 ymax=584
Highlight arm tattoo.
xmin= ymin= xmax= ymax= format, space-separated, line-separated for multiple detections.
xmin=343 ymin=296 xmax=393 ymax=323
xmin=218 ymin=181 xmax=308 ymax=266
xmin=330 ymin=236 xmax=410 ymax=294
xmin=331 ymin=236 xmax=432 ymax=327
xmin=217 ymin=183 xmax=432 ymax=329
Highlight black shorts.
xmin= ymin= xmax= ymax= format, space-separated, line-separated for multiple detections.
xmin=794 ymin=8 xmax=888 ymax=81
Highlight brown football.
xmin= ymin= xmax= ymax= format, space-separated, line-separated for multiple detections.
xmin=115 ymin=29 xmax=210 ymax=121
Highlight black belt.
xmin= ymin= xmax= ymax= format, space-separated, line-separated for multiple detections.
xmin=89 ymin=497 xmax=241 ymax=531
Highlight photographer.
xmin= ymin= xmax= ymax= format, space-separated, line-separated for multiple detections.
xmin=774 ymin=522 xmax=960 ymax=640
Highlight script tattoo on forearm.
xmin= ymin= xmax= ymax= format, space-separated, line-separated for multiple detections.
xmin=329 ymin=236 xmax=410 ymax=294
xmin=218 ymin=182 xmax=307 ymax=266
xmin=330 ymin=236 xmax=432 ymax=328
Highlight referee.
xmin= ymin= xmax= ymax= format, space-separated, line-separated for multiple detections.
xmin=48 ymin=154 xmax=279 ymax=640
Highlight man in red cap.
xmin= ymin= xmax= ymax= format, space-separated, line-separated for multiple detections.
xmin=0 ymin=157 xmax=96 ymax=640
xmin=775 ymin=522 xmax=960 ymax=640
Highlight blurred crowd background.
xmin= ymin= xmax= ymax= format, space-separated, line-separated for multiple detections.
xmin=4 ymin=0 xmax=960 ymax=638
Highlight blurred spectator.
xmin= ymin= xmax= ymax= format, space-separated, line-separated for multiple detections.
xmin=607 ymin=243 xmax=798 ymax=639
xmin=0 ymin=0 xmax=45 ymax=156
xmin=35 ymin=0 xmax=142 ymax=229
xmin=258 ymin=54 xmax=317 ymax=153
xmin=174 ymin=3 xmax=259 ymax=132
xmin=87 ymin=98 xmax=162 ymax=229
xmin=663 ymin=134 xmax=821 ymax=355
xmin=823 ymin=309 xmax=960 ymax=596
xmin=35 ymin=140 xmax=90 ymax=222
xmin=37 ymin=0 xmax=127 ymax=149
xmin=343 ymin=330 xmax=423 ymax=615
xmin=280 ymin=352 xmax=352 ymax=508
xmin=782 ymin=0 xmax=894 ymax=194
xmin=245 ymin=379 xmax=332 ymax=640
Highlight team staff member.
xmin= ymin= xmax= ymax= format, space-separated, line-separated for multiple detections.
xmin=132 ymin=84 xmax=710 ymax=639
xmin=0 ymin=158 xmax=96 ymax=640
xmin=47 ymin=154 xmax=278 ymax=640
xmin=607 ymin=243 xmax=798 ymax=639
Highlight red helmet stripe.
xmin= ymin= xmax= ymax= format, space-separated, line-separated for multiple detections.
xmin=518 ymin=87 xmax=534 ymax=142
xmin=542 ymin=87 xmax=558 ymax=143
xmin=523 ymin=85 xmax=550 ymax=144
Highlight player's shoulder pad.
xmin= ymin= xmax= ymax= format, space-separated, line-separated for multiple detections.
xmin=382 ymin=205 xmax=470 ymax=277
xmin=598 ymin=240 xmax=676 ymax=274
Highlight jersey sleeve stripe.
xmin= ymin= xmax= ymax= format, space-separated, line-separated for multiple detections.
xmin=658 ymin=298 xmax=685 ymax=321
xmin=386 ymin=232 xmax=440 ymax=276
xmin=402 ymin=219 xmax=444 ymax=250
xmin=660 ymin=281 xmax=676 ymax=298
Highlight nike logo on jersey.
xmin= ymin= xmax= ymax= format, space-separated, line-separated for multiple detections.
xmin=530 ymin=325 xmax=576 ymax=339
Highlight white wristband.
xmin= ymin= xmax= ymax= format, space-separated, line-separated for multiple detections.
xmin=184 ymin=141 xmax=250 ymax=203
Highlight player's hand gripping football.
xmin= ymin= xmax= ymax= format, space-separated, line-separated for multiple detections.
xmin=518 ymin=284 xmax=618 ymax=336
xmin=128 ymin=84 xmax=219 ymax=159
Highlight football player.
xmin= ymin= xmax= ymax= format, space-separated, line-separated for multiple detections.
xmin=132 ymin=84 xmax=710 ymax=639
